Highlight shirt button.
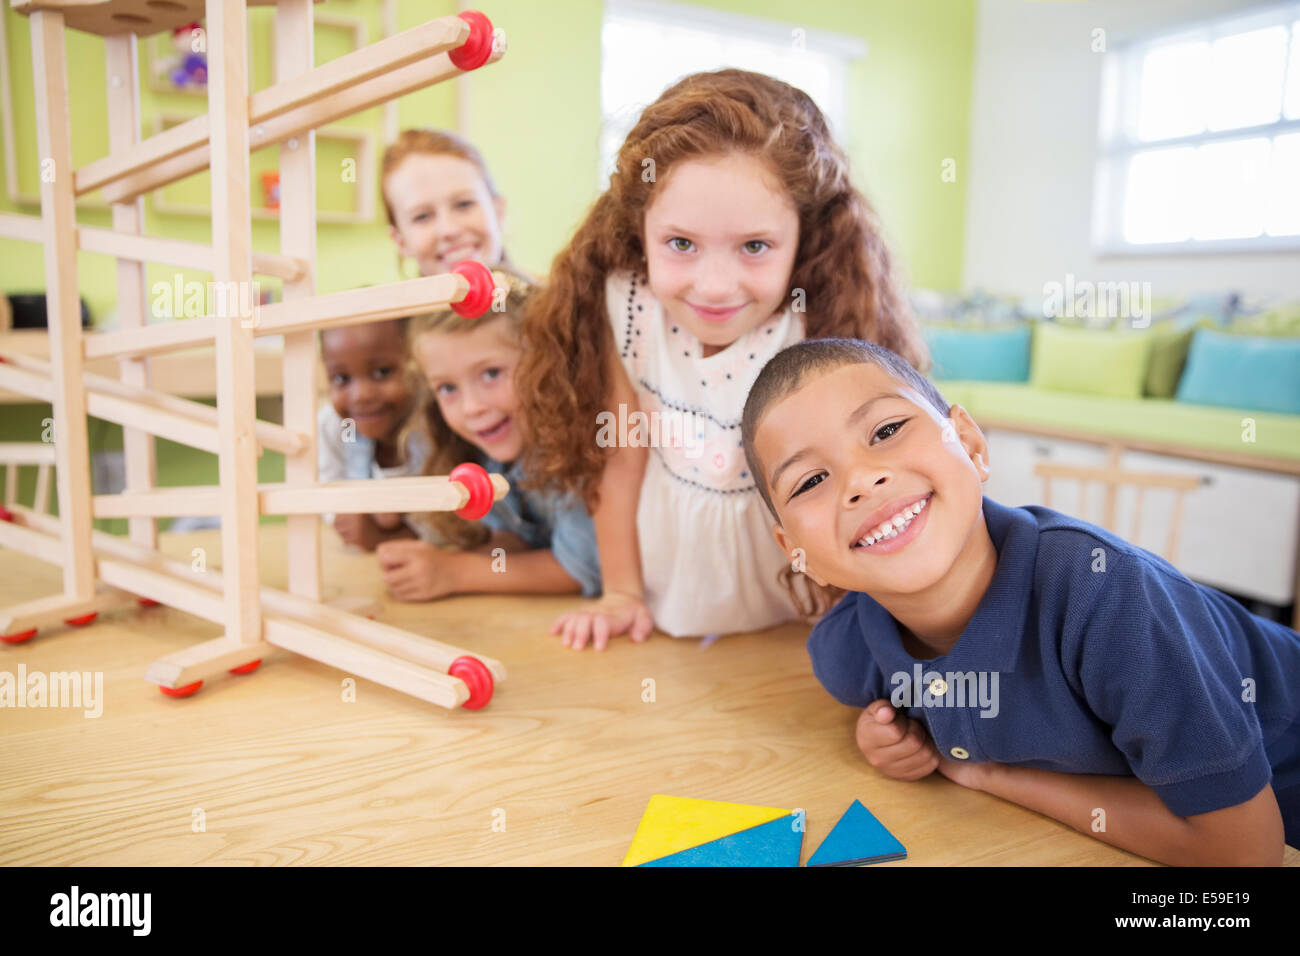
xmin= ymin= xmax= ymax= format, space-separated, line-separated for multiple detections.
xmin=929 ymin=678 xmax=948 ymax=696
xmin=950 ymin=747 xmax=970 ymax=760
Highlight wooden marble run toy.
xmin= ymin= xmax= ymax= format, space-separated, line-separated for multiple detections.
xmin=0 ymin=0 xmax=508 ymax=710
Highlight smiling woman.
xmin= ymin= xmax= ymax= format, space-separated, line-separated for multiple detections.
xmin=380 ymin=128 xmax=514 ymax=280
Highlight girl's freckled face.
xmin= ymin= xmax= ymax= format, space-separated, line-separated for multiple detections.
xmin=757 ymin=363 xmax=989 ymax=599
xmin=413 ymin=321 xmax=524 ymax=464
xmin=386 ymin=154 xmax=506 ymax=277
xmin=642 ymin=153 xmax=800 ymax=358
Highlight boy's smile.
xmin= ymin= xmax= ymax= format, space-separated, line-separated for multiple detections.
xmin=849 ymin=490 xmax=932 ymax=554
xmin=757 ymin=363 xmax=995 ymax=637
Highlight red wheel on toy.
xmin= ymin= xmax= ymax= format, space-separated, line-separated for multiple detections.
xmin=160 ymin=680 xmax=202 ymax=698
xmin=449 ymin=462 xmax=494 ymax=521
xmin=448 ymin=655 xmax=494 ymax=710
xmin=1 ymin=629 xmax=37 ymax=645
xmin=0 ymin=504 xmax=14 ymax=522
xmin=449 ymin=259 xmax=495 ymax=319
xmin=138 ymin=598 xmax=161 ymax=607
xmin=64 ymin=612 xmax=98 ymax=626
xmin=228 ymin=659 xmax=261 ymax=675
xmin=448 ymin=10 xmax=494 ymax=71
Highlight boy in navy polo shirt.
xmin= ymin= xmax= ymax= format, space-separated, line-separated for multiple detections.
xmin=740 ymin=337 xmax=1300 ymax=865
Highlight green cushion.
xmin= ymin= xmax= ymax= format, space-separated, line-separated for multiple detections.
xmin=1030 ymin=322 xmax=1153 ymax=399
xmin=937 ymin=382 xmax=1300 ymax=462
xmin=1143 ymin=318 xmax=1201 ymax=398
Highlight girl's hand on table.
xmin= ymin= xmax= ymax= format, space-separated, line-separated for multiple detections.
xmin=376 ymin=540 xmax=462 ymax=601
xmin=550 ymin=590 xmax=654 ymax=651
xmin=333 ymin=513 xmax=379 ymax=550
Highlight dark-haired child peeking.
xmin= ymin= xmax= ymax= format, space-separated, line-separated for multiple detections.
xmin=318 ymin=318 xmax=429 ymax=550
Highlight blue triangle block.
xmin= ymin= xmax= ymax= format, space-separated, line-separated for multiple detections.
xmin=807 ymin=800 xmax=906 ymax=867
xmin=638 ymin=814 xmax=802 ymax=867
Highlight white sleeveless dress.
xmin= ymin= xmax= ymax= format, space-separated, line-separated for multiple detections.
xmin=604 ymin=270 xmax=807 ymax=638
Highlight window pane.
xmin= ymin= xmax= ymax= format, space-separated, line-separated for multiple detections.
xmin=1266 ymin=132 xmax=1300 ymax=235
xmin=1138 ymin=41 xmax=1208 ymax=141
xmin=1124 ymin=147 xmax=1197 ymax=242
xmin=600 ymin=10 xmax=850 ymax=181
xmin=601 ymin=21 xmax=658 ymax=116
xmin=1207 ymin=26 xmax=1287 ymax=131
xmin=1286 ymin=21 xmax=1300 ymax=120
xmin=1192 ymin=137 xmax=1270 ymax=240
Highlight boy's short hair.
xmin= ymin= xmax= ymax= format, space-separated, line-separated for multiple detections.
xmin=741 ymin=338 xmax=951 ymax=520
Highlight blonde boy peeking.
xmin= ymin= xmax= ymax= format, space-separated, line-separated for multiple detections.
xmin=740 ymin=337 xmax=1300 ymax=866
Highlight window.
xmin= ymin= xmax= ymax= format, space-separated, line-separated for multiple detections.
xmin=599 ymin=0 xmax=865 ymax=186
xmin=1094 ymin=3 xmax=1300 ymax=253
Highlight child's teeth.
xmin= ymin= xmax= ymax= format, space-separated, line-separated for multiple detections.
xmin=856 ymin=495 xmax=929 ymax=548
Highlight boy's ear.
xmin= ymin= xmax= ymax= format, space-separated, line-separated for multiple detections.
xmin=772 ymin=524 xmax=828 ymax=588
xmin=947 ymin=403 xmax=991 ymax=482
xmin=772 ymin=523 xmax=790 ymax=555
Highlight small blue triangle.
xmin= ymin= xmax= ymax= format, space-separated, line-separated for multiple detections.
xmin=807 ymin=800 xmax=906 ymax=867
xmin=638 ymin=814 xmax=802 ymax=867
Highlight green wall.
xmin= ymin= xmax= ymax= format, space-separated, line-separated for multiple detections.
xmin=1 ymin=0 xmax=973 ymax=312
xmin=466 ymin=0 xmax=974 ymax=287
xmin=0 ymin=0 xmax=973 ymax=516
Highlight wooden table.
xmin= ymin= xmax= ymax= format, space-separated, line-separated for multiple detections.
xmin=1 ymin=525 xmax=1295 ymax=866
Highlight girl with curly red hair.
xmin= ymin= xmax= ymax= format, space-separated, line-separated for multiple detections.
xmin=513 ymin=69 xmax=929 ymax=650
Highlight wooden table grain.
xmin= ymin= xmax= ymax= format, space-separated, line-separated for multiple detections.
xmin=1 ymin=524 xmax=1294 ymax=866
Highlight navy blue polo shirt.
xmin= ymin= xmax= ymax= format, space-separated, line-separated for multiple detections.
xmin=808 ymin=496 xmax=1300 ymax=849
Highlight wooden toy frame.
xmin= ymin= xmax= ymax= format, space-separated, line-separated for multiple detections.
xmin=0 ymin=0 xmax=509 ymax=710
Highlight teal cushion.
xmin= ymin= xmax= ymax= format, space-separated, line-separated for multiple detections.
xmin=923 ymin=325 xmax=1031 ymax=382
xmin=1175 ymin=330 xmax=1300 ymax=415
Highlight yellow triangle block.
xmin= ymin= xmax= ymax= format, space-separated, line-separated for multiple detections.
xmin=622 ymin=795 xmax=793 ymax=867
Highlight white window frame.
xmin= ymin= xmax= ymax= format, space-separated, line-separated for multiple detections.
xmin=1093 ymin=2 xmax=1300 ymax=256
xmin=599 ymin=0 xmax=865 ymax=187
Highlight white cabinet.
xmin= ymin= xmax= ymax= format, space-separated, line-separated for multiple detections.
xmin=983 ymin=430 xmax=1111 ymax=510
xmin=982 ymin=429 xmax=1299 ymax=606
xmin=1117 ymin=450 xmax=1299 ymax=605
